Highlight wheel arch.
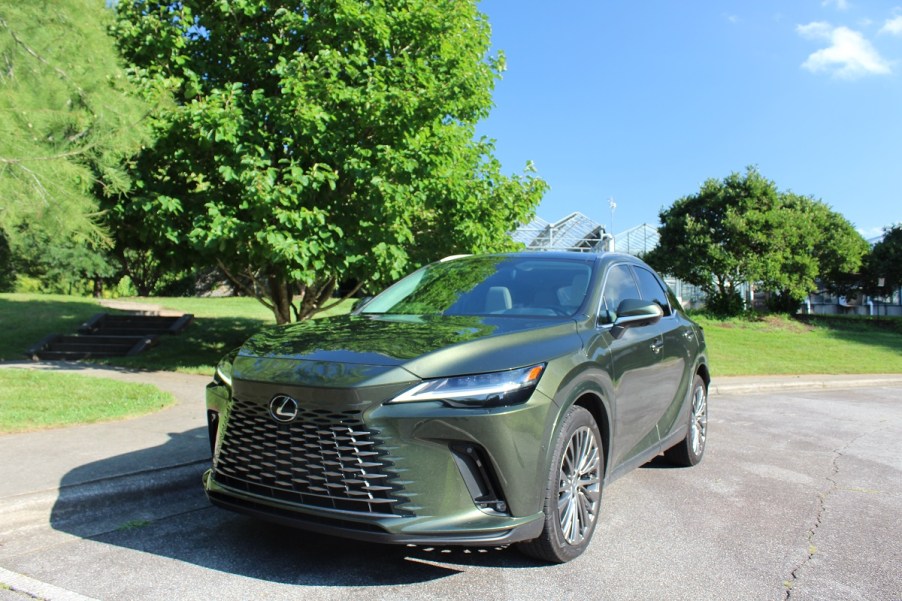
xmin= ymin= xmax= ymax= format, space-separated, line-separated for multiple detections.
xmin=696 ymin=361 xmax=711 ymax=388
xmin=572 ymin=392 xmax=611 ymax=477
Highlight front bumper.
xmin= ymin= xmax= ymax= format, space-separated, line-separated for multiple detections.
xmin=204 ymin=376 xmax=556 ymax=546
xmin=203 ymin=469 xmax=544 ymax=546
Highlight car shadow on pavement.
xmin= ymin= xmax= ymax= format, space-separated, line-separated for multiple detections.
xmin=49 ymin=428 xmax=544 ymax=587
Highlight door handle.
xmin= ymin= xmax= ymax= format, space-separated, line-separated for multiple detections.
xmin=650 ymin=339 xmax=664 ymax=354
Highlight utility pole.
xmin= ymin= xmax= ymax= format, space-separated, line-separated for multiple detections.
xmin=608 ymin=197 xmax=616 ymax=252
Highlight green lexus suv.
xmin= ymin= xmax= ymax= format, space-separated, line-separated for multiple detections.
xmin=203 ymin=252 xmax=709 ymax=562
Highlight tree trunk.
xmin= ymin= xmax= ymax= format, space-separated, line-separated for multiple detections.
xmin=268 ymin=275 xmax=293 ymax=324
xmin=297 ymin=277 xmax=337 ymax=320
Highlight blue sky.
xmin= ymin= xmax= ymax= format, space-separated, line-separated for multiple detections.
xmin=476 ymin=1 xmax=902 ymax=240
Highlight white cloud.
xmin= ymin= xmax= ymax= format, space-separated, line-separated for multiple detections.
xmin=879 ymin=15 xmax=902 ymax=35
xmin=822 ymin=0 xmax=851 ymax=10
xmin=797 ymin=22 xmax=892 ymax=78
xmin=798 ymin=21 xmax=834 ymax=38
xmin=858 ymin=226 xmax=886 ymax=241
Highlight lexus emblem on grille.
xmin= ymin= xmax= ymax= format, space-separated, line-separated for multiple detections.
xmin=269 ymin=395 xmax=299 ymax=423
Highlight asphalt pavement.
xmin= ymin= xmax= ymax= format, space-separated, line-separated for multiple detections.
xmin=0 ymin=362 xmax=900 ymax=601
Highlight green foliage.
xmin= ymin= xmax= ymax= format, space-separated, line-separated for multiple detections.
xmin=762 ymin=193 xmax=868 ymax=305
xmin=112 ymin=248 xmax=207 ymax=296
xmin=0 ymin=0 xmax=152 ymax=291
xmin=8 ymin=218 xmax=117 ymax=294
xmin=111 ymin=0 xmax=546 ymax=323
xmin=645 ymin=167 xmax=780 ymax=305
xmin=645 ymin=167 xmax=868 ymax=316
xmin=705 ymin=290 xmax=744 ymax=317
xmin=865 ymin=224 xmax=902 ymax=297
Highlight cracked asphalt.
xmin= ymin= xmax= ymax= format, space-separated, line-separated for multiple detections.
xmin=0 ymin=379 xmax=900 ymax=600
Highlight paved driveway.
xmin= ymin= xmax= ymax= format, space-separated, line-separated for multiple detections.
xmin=1 ymin=384 xmax=900 ymax=601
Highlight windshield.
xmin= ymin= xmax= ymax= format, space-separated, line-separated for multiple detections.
xmin=360 ymin=255 xmax=594 ymax=317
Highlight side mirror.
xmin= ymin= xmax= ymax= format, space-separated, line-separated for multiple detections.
xmin=608 ymin=299 xmax=663 ymax=338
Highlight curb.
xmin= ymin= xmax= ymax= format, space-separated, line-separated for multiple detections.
xmin=2 ymin=460 xmax=209 ymax=519
xmin=53 ymin=459 xmax=209 ymax=505
xmin=710 ymin=376 xmax=902 ymax=395
xmin=0 ymin=463 xmax=209 ymax=601
xmin=0 ymin=567 xmax=100 ymax=601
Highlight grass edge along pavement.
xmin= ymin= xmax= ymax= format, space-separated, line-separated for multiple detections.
xmin=0 ymin=368 xmax=174 ymax=434
xmin=0 ymin=293 xmax=349 ymax=432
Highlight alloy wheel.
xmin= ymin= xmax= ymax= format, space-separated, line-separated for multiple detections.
xmin=690 ymin=384 xmax=708 ymax=457
xmin=557 ymin=426 xmax=601 ymax=545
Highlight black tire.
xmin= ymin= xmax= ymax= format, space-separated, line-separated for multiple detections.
xmin=663 ymin=374 xmax=708 ymax=467
xmin=519 ymin=405 xmax=603 ymax=563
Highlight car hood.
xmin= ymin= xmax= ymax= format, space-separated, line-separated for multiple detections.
xmin=232 ymin=314 xmax=581 ymax=387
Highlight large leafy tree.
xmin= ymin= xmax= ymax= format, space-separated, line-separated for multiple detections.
xmin=865 ymin=224 xmax=902 ymax=298
xmin=0 ymin=0 xmax=150 ymax=291
xmin=762 ymin=193 xmax=867 ymax=311
xmin=112 ymin=0 xmax=546 ymax=323
xmin=645 ymin=167 xmax=780 ymax=314
xmin=645 ymin=167 xmax=868 ymax=315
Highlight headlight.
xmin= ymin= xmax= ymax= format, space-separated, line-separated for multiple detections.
xmin=390 ymin=364 xmax=545 ymax=408
xmin=213 ymin=349 xmax=239 ymax=389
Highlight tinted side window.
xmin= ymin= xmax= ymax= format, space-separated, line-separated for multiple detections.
xmin=600 ymin=264 xmax=641 ymax=323
xmin=633 ymin=266 xmax=672 ymax=316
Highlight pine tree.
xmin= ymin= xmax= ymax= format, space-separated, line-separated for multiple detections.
xmin=0 ymin=0 xmax=151 ymax=291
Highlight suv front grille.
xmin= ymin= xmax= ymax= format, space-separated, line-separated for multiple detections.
xmin=214 ymin=397 xmax=407 ymax=516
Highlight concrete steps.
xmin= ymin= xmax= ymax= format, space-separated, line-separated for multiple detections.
xmin=26 ymin=312 xmax=193 ymax=361
xmin=78 ymin=313 xmax=193 ymax=337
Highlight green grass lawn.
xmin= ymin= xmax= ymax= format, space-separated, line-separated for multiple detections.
xmin=106 ymin=296 xmax=357 ymax=374
xmin=3 ymin=292 xmax=900 ymax=377
xmin=0 ymin=369 xmax=174 ymax=434
xmin=693 ymin=313 xmax=902 ymax=376
xmin=2 ymin=293 xmax=900 ymax=377
xmin=0 ymin=293 xmax=356 ymax=375
xmin=0 ymin=293 xmax=106 ymax=362
xmin=96 ymin=296 xmax=281 ymax=374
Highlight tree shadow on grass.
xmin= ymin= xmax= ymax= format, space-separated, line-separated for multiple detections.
xmin=0 ymin=295 xmax=271 ymax=372
xmin=104 ymin=314 xmax=270 ymax=373
xmin=0 ymin=296 xmax=105 ymax=361
xmin=791 ymin=313 xmax=902 ymax=360
xmin=816 ymin=326 xmax=902 ymax=362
